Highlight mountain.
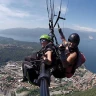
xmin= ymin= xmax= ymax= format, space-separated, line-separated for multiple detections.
xmin=0 ymin=28 xmax=49 ymax=40
xmin=0 ymin=28 xmax=96 ymax=42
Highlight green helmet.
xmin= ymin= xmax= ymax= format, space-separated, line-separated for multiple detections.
xmin=40 ymin=34 xmax=51 ymax=41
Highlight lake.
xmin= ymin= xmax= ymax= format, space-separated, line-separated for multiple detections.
xmin=0 ymin=34 xmax=96 ymax=73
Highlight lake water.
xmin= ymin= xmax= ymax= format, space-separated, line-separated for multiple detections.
xmin=0 ymin=34 xmax=96 ymax=73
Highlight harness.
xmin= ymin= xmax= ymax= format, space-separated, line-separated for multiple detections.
xmin=65 ymin=50 xmax=79 ymax=74
xmin=36 ymin=43 xmax=86 ymax=79
xmin=37 ymin=42 xmax=59 ymax=65
xmin=52 ymin=47 xmax=80 ymax=78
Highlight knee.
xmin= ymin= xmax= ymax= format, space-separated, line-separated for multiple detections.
xmin=22 ymin=61 xmax=29 ymax=67
xmin=24 ymin=56 xmax=36 ymax=61
xmin=24 ymin=56 xmax=32 ymax=61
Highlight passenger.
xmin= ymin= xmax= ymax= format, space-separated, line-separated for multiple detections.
xmin=21 ymin=34 xmax=57 ymax=84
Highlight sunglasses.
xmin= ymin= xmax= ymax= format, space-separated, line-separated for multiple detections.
xmin=40 ymin=39 xmax=48 ymax=43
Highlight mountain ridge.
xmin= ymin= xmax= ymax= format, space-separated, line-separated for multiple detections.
xmin=0 ymin=28 xmax=96 ymax=41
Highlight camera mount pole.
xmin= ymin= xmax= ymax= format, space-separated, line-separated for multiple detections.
xmin=38 ymin=60 xmax=50 ymax=96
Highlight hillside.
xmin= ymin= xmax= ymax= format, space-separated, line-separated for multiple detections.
xmin=0 ymin=34 xmax=96 ymax=96
xmin=0 ymin=36 xmax=41 ymax=65
xmin=64 ymin=87 xmax=96 ymax=96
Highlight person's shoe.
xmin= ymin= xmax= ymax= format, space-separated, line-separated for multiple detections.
xmin=21 ymin=77 xmax=28 ymax=82
xmin=33 ymin=79 xmax=39 ymax=86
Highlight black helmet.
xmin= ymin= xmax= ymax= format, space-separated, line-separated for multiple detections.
xmin=68 ymin=33 xmax=80 ymax=46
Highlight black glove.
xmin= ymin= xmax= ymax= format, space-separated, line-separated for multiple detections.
xmin=36 ymin=52 xmax=42 ymax=59
xmin=59 ymin=45 xmax=65 ymax=51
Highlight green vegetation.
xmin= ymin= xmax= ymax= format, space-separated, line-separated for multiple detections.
xmin=11 ymin=91 xmax=16 ymax=96
xmin=28 ymin=88 xmax=40 ymax=96
xmin=0 ymin=36 xmax=41 ymax=65
xmin=51 ymin=87 xmax=96 ymax=96
xmin=16 ymin=87 xmax=29 ymax=93
xmin=16 ymin=87 xmax=96 ymax=96
xmin=0 ymin=36 xmax=41 ymax=50
xmin=16 ymin=87 xmax=40 ymax=96
xmin=6 ymin=76 xmax=14 ymax=82
xmin=0 ymin=47 xmax=33 ymax=65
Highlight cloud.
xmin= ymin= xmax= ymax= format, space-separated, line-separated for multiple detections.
xmin=0 ymin=12 xmax=48 ymax=29
xmin=0 ymin=0 xmax=68 ymax=29
xmin=72 ymin=25 xmax=96 ymax=32
xmin=89 ymin=36 xmax=93 ymax=39
xmin=55 ymin=6 xmax=67 ymax=15
xmin=0 ymin=18 xmax=48 ymax=29
xmin=0 ymin=2 xmax=48 ymax=29
xmin=0 ymin=4 xmax=31 ymax=18
xmin=61 ymin=6 xmax=68 ymax=14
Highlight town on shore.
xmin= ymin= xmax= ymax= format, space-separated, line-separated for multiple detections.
xmin=0 ymin=61 xmax=96 ymax=96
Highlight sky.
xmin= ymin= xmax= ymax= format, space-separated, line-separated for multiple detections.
xmin=0 ymin=0 xmax=96 ymax=32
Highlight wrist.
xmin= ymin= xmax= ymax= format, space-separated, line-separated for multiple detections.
xmin=44 ymin=59 xmax=51 ymax=65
